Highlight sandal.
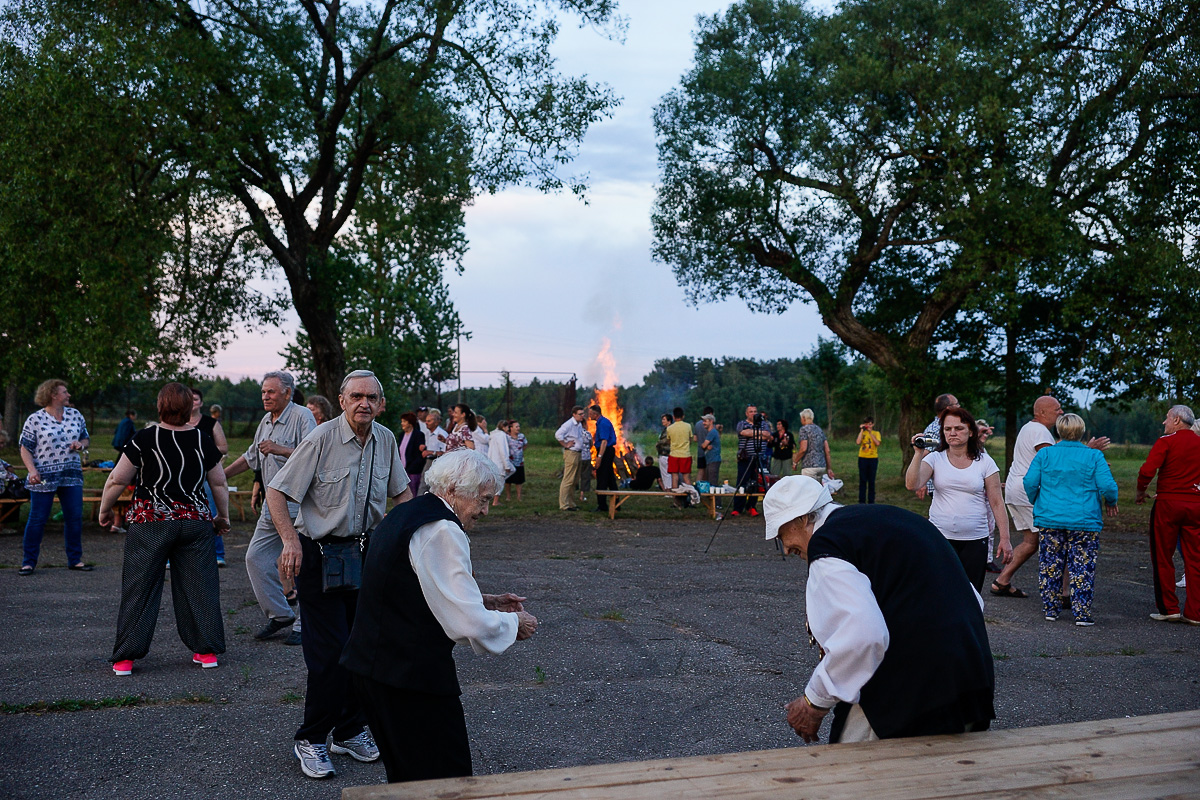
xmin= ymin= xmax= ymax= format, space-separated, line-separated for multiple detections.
xmin=990 ymin=582 xmax=1028 ymax=598
xmin=18 ymin=565 xmax=34 ymax=576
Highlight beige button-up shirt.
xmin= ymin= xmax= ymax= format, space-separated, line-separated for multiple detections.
xmin=269 ymin=413 xmax=405 ymax=540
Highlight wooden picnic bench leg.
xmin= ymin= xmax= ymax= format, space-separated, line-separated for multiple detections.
xmin=702 ymin=494 xmax=716 ymax=519
xmin=609 ymin=494 xmax=624 ymax=520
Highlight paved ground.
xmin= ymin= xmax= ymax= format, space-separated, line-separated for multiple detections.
xmin=1 ymin=511 xmax=1197 ymax=800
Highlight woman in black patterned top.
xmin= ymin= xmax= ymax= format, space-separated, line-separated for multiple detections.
xmin=99 ymin=383 xmax=231 ymax=676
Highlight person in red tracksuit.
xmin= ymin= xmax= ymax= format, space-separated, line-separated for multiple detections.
xmin=1137 ymin=404 xmax=1200 ymax=624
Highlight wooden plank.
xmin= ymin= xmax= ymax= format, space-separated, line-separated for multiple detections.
xmin=343 ymin=711 xmax=1200 ymax=800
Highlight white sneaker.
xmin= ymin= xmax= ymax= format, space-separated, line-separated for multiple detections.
xmin=1177 ymin=576 xmax=1187 ymax=588
xmin=294 ymin=740 xmax=336 ymax=778
xmin=329 ymin=729 xmax=380 ymax=762
xmin=1149 ymin=612 xmax=1182 ymax=622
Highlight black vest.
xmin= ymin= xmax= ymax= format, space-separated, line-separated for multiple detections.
xmin=807 ymin=504 xmax=995 ymax=739
xmin=340 ymin=494 xmax=464 ymax=695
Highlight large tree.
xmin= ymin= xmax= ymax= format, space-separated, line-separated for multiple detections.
xmin=0 ymin=4 xmax=271 ymax=438
xmin=653 ymin=0 xmax=1200 ymax=464
xmin=136 ymin=0 xmax=622 ymax=399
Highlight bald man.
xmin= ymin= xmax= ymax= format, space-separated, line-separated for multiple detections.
xmin=994 ymin=396 xmax=1108 ymax=599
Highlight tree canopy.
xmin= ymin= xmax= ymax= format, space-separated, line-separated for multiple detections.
xmin=653 ymin=0 xmax=1200 ymax=463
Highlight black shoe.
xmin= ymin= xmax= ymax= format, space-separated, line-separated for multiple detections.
xmin=985 ymin=560 xmax=1002 ymax=574
xmin=68 ymin=563 xmax=94 ymax=571
xmin=255 ymin=617 xmax=296 ymax=640
xmin=283 ymin=629 xmax=302 ymax=646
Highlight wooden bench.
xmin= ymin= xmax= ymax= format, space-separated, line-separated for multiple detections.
xmin=700 ymin=491 xmax=764 ymax=519
xmin=344 ymin=709 xmax=1200 ymax=800
xmin=592 ymin=490 xmax=767 ymax=520
xmin=593 ymin=490 xmax=690 ymax=519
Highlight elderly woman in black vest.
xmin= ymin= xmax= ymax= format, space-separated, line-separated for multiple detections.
xmin=763 ymin=476 xmax=995 ymax=744
xmin=341 ymin=448 xmax=538 ymax=784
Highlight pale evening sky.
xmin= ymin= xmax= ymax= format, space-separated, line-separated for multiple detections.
xmin=208 ymin=1 xmax=833 ymax=390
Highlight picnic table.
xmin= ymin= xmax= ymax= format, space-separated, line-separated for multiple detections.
xmin=343 ymin=709 xmax=1200 ymax=800
xmin=594 ymin=490 xmax=765 ymax=520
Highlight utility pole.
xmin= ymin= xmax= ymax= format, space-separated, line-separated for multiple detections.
xmin=455 ymin=324 xmax=462 ymax=404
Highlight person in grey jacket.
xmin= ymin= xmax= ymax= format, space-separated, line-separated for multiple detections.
xmin=1025 ymin=413 xmax=1119 ymax=627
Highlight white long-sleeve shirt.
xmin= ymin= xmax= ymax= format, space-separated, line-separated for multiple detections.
xmin=803 ymin=557 xmax=984 ymax=708
xmin=408 ymin=507 xmax=518 ymax=655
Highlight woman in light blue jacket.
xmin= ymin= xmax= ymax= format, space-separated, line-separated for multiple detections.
xmin=1024 ymin=413 xmax=1118 ymax=626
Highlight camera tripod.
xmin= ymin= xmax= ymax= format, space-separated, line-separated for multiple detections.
xmin=704 ymin=416 xmax=775 ymax=555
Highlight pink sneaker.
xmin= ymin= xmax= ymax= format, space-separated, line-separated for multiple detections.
xmin=192 ymin=653 xmax=219 ymax=669
xmin=112 ymin=660 xmax=134 ymax=676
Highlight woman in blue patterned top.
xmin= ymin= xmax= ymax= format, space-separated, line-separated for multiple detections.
xmin=18 ymin=379 xmax=91 ymax=575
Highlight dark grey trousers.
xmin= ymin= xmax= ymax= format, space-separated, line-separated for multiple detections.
xmin=111 ymin=519 xmax=225 ymax=662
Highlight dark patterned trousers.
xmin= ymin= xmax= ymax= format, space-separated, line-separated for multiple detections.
xmin=112 ymin=519 xmax=225 ymax=662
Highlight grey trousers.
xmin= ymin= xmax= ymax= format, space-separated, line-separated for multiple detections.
xmin=246 ymin=506 xmax=301 ymax=630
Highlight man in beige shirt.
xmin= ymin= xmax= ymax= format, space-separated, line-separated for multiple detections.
xmin=267 ymin=370 xmax=411 ymax=780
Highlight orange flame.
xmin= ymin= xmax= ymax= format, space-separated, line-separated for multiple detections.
xmin=586 ymin=339 xmax=636 ymax=468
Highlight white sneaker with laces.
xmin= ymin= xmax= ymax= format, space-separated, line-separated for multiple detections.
xmin=294 ymin=740 xmax=336 ymax=778
xmin=330 ymin=729 xmax=380 ymax=762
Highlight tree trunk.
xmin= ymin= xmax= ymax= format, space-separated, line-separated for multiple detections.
xmin=4 ymin=382 xmax=17 ymax=445
xmin=896 ymin=391 xmax=925 ymax=476
xmin=1004 ymin=321 xmax=1019 ymax=474
xmin=284 ymin=249 xmax=347 ymax=401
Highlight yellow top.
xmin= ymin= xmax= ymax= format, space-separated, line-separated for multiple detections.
xmin=857 ymin=430 xmax=881 ymax=458
xmin=666 ymin=420 xmax=693 ymax=458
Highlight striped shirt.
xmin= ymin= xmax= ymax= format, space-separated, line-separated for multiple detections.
xmin=123 ymin=426 xmax=223 ymax=518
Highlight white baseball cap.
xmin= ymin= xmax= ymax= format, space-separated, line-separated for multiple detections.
xmin=763 ymin=476 xmax=832 ymax=540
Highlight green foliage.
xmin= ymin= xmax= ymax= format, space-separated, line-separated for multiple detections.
xmin=653 ymin=0 xmax=1200 ymax=456
xmin=0 ymin=2 xmax=272 ymax=393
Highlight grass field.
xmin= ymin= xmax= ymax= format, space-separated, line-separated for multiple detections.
xmin=1 ymin=421 xmax=1159 ymax=533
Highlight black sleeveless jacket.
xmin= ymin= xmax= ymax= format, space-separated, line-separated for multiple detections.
xmin=807 ymin=504 xmax=996 ymax=739
xmin=340 ymin=493 xmax=464 ymax=695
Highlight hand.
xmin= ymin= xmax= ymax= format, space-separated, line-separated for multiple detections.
xmin=27 ymin=470 xmax=41 ymax=486
xmin=213 ymin=516 xmax=231 ymax=534
xmin=910 ymin=435 xmax=928 ymax=452
xmin=1135 ymin=490 xmax=1148 ymax=505
xmin=257 ymin=440 xmax=278 ymax=456
xmin=251 ymin=485 xmax=263 ymax=514
xmin=485 ymin=592 xmax=527 ymax=612
xmin=915 ymin=486 xmax=927 ymax=500
xmin=98 ymin=508 xmax=114 ymax=528
xmin=277 ymin=539 xmax=302 ymax=581
xmin=515 ymin=610 xmax=538 ymax=640
xmin=1106 ymin=504 xmax=1119 ymax=518
xmin=1086 ymin=436 xmax=1111 ymax=451
xmin=785 ymin=696 xmax=827 ymax=743
xmin=69 ymin=441 xmax=84 ymax=452
xmin=997 ymin=537 xmax=1014 ymax=564
xmin=827 ymin=470 xmax=835 ymax=479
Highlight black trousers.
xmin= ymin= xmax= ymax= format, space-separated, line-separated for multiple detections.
xmin=595 ymin=447 xmax=617 ymax=510
xmin=351 ymin=674 xmax=472 ymax=784
xmin=295 ymin=535 xmax=367 ymax=743
xmin=858 ymin=457 xmax=878 ymax=504
xmin=732 ymin=459 xmax=760 ymax=512
xmin=112 ymin=519 xmax=224 ymax=662
xmin=947 ymin=536 xmax=990 ymax=594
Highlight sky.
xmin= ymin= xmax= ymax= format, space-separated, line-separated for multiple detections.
xmin=208 ymin=1 xmax=833 ymax=390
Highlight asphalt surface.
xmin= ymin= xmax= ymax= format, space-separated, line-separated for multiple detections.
xmin=1 ymin=510 xmax=1198 ymax=800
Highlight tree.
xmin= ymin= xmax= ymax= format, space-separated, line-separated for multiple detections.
xmin=653 ymin=0 xmax=1200 ymax=467
xmin=135 ymin=0 xmax=622 ymax=400
xmin=0 ymin=3 xmax=271 ymax=439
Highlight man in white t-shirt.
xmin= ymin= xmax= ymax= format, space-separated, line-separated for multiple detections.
xmin=992 ymin=396 xmax=1109 ymax=598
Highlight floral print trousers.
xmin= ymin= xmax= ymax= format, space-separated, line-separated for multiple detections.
xmin=1039 ymin=528 xmax=1099 ymax=623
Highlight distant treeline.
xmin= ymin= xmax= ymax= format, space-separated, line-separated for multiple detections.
xmin=0 ymin=343 xmax=1177 ymax=446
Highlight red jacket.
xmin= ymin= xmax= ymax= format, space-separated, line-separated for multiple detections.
xmin=1138 ymin=430 xmax=1200 ymax=498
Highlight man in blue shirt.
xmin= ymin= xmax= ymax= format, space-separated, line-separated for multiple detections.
xmin=589 ymin=404 xmax=618 ymax=513
xmin=112 ymin=410 xmax=137 ymax=452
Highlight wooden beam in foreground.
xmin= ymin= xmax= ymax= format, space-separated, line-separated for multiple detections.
xmin=343 ymin=709 xmax=1200 ymax=800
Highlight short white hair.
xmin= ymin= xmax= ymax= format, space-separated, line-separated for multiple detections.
xmin=262 ymin=370 xmax=295 ymax=393
xmin=340 ymin=369 xmax=384 ymax=399
xmin=1169 ymin=404 xmax=1195 ymax=427
xmin=799 ymin=408 xmax=815 ymax=423
xmin=425 ymin=449 xmax=503 ymax=499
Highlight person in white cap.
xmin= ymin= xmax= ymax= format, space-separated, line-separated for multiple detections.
xmin=764 ymin=476 xmax=996 ymax=744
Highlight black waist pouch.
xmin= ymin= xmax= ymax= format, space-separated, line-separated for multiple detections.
xmin=318 ymin=534 xmax=368 ymax=593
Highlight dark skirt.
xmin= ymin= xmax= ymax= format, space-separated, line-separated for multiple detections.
xmin=505 ymin=464 xmax=526 ymax=485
